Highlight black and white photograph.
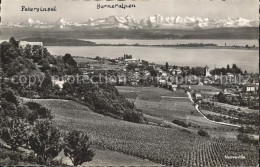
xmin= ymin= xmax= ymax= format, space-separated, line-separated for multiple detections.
xmin=0 ymin=0 xmax=259 ymax=166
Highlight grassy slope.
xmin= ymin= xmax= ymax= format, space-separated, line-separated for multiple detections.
xmin=53 ymin=146 xmax=159 ymax=166
xmin=83 ymin=147 xmax=159 ymax=166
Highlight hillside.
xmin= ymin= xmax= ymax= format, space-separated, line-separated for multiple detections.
xmin=23 ymin=98 xmax=259 ymax=167
xmin=21 ymin=37 xmax=96 ymax=46
xmin=0 ymin=38 xmax=144 ymax=123
xmin=1 ymin=27 xmax=258 ymax=40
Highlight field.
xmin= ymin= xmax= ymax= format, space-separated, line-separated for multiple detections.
xmin=116 ymin=86 xmax=234 ymax=130
xmin=23 ymin=98 xmax=258 ymax=166
xmin=181 ymin=85 xmax=222 ymax=92
xmin=73 ymin=57 xmax=99 ymax=63
xmin=203 ymin=100 xmax=259 ymax=114
xmin=201 ymin=109 xmax=238 ymax=119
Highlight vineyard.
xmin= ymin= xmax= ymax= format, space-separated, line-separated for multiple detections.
xmin=181 ymin=138 xmax=258 ymax=167
xmin=25 ymin=98 xmax=258 ymax=166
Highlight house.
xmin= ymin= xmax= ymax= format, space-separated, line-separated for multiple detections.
xmin=159 ymin=79 xmax=166 ymax=86
xmin=171 ymin=84 xmax=178 ymax=91
xmin=203 ymin=77 xmax=212 ymax=85
xmin=155 ymin=67 xmax=163 ymax=73
xmin=198 ymin=82 xmax=204 ymax=86
xmin=171 ymin=68 xmax=182 ymax=75
xmin=125 ymin=58 xmax=138 ymax=63
xmin=18 ymin=41 xmax=43 ymax=48
xmin=212 ymin=75 xmax=220 ymax=80
xmin=186 ymin=75 xmax=199 ymax=85
xmin=242 ymin=84 xmax=258 ymax=94
xmin=52 ymin=79 xmax=65 ymax=89
xmin=195 ymin=93 xmax=203 ymax=100
xmin=222 ymin=88 xmax=232 ymax=95
xmin=144 ymin=70 xmax=151 ymax=76
xmin=161 ymin=72 xmax=167 ymax=77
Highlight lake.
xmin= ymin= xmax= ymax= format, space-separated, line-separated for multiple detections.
xmin=47 ymin=45 xmax=258 ymax=73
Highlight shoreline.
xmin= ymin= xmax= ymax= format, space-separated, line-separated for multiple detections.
xmin=45 ymin=44 xmax=259 ymax=50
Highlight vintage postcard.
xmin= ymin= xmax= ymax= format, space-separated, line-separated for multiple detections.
xmin=0 ymin=0 xmax=259 ymax=166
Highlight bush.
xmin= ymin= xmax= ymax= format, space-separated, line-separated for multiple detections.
xmin=172 ymin=119 xmax=190 ymax=128
xmin=237 ymin=133 xmax=258 ymax=145
xmin=181 ymin=129 xmax=192 ymax=134
xmin=197 ymin=129 xmax=210 ymax=137
xmin=25 ymin=102 xmax=53 ymax=123
xmin=123 ymin=111 xmax=144 ymax=123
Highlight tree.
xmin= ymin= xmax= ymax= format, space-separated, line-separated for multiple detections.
xmin=32 ymin=45 xmax=43 ymax=62
xmin=64 ymin=130 xmax=95 ymax=166
xmin=40 ymin=59 xmax=51 ymax=72
xmin=2 ymin=88 xmax=18 ymax=105
xmin=227 ymin=64 xmax=230 ymax=72
xmin=232 ymin=64 xmax=237 ymax=70
xmin=17 ymin=104 xmax=30 ymax=119
xmin=165 ymin=62 xmax=169 ymax=71
xmin=9 ymin=37 xmax=18 ymax=47
xmin=41 ymin=71 xmax=53 ymax=91
xmin=29 ymin=119 xmax=62 ymax=165
xmin=1 ymin=118 xmax=29 ymax=150
xmin=63 ymin=54 xmax=77 ymax=67
xmin=23 ymin=44 xmax=32 ymax=59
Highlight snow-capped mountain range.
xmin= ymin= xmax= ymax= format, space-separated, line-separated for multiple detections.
xmin=3 ymin=14 xmax=258 ymax=30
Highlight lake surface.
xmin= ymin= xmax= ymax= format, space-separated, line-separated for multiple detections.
xmin=47 ymin=46 xmax=258 ymax=73
xmin=81 ymin=39 xmax=259 ymax=47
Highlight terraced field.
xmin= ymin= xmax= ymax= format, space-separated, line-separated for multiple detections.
xmin=25 ymin=98 xmax=258 ymax=166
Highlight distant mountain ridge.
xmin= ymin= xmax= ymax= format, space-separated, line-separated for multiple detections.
xmin=3 ymin=14 xmax=258 ymax=30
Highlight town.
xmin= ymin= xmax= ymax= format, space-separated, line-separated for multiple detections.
xmin=73 ymin=53 xmax=259 ymax=109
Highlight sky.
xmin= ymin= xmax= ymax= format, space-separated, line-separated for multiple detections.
xmin=1 ymin=0 xmax=259 ymax=23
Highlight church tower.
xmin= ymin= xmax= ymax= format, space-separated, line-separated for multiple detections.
xmin=205 ymin=65 xmax=211 ymax=77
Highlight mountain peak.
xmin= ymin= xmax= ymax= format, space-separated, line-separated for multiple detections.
xmin=28 ymin=18 xmax=33 ymax=22
xmin=57 ymin=17 xmax=65 ymax=22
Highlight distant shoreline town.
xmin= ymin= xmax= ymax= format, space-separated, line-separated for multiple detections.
xmin=16 ymin=38 xmax=259 ymax=50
